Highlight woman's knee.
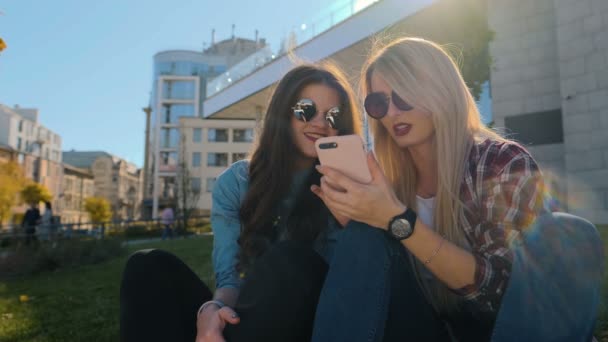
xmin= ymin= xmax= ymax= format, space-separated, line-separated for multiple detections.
xmin=124 ymin=249 xmax=176 ymax=277
xmin=523 ymin=212 xmax=604 ymax=281
xmin=531 ymin=212 xmax=603 ymax=254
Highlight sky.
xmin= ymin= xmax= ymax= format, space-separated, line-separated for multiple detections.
xmin=0 ymin=0 xmax=356 ymax=167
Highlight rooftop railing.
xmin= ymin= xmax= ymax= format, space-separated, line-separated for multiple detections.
xmin=206 ymin=0 xmax=380 ymax=98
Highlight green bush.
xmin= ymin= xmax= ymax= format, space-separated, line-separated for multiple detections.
xmin=0 ymin=238 xmax=126 ymax=279
xmin=123 ymin=225 xmax=162 ymax=239
xmin=187 ymin=222 xmax=212 ymax=235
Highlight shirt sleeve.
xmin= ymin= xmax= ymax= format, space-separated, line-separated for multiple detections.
xmin=454 ymin=143 xmax=545 ymax=312
xmin=211 ymin=163 xmax=246 ymax=290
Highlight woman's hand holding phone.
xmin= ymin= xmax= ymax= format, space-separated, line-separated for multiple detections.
xmin=311 ymin=182 xmax=350 ymax=227
xmin=312 ymin=152 xmax=405 ymax=230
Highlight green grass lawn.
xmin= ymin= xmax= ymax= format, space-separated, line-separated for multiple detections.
xmin=0 ymin=237 xmax=214 ymax=342
xmin=0 ymin=229 xmax=607 ymax=342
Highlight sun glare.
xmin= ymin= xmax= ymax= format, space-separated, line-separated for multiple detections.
xmin=354 ymin=0 xmax=378 ymax=12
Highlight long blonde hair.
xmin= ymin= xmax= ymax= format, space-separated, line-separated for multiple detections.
xmin=362 ymin=37 xmax=503 ymax=312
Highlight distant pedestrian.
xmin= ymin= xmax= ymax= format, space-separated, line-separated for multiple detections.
xmin=22 ymin=202 xmax=41 ymax=245
xmin=160 ymin=206 xmax=175 ymax=240
xmin=39 ymin=201 xmax=53 ymax=241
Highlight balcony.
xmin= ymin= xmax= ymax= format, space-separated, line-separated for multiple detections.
xmin=203 ymin=0 xmax=435 ymax=118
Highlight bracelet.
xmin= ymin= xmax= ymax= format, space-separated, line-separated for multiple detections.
xmin=197 ymin=299 xmax=225 ymax=317
xmin=423 ymin=236 xmax=445 ymax=265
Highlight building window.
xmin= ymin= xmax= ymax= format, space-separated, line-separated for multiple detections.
xmin=18 ymin=120 xmax=23 ymax=133
xmin=162 ymin=80 xmax=196 ymax=100
xmin=160 ymin=151 xmax=178 ymax=172
xmin=191 ymin=177 xmax=201 ymax=193
xmin=206 ymin=177 xmax=216 ymax=192
xmin=504 ymin=109 xmax=564 ymax=146
xmin=65 ymin=178 xmax=73 ymax=192
xmin=193 ymin=128 xmax=202 ymax=143
xmin=208 ymin=129 xmax=228 ymax=142
xmin=192 ymin=152 xmax=201 ymax=167
xmin=233 ymin=129 xmax=254 ymax=143
xmin=163 ymin=104 xmax=194 ymax=124
xmin=232 ymin=153 xmax=247 ymax=162
xmin=17 ymin=137 xmax=22 ymax=150
xmin=160 ymin=128 xmax=180 ymax=148
xmin=161 ymin=176 xmax=176 ymax=198
xmin=112 ymin=176 xmax=118 ymax=183
xmin=207 ymin=153 xmax=228 ymax=167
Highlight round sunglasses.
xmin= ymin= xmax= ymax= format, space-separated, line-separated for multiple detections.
xmin=292 ymin=99 xmax=341 ymax=129
xmin=364 ymin=91 xmax=414 ymax=119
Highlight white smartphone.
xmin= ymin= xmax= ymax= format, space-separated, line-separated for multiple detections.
xmin=315 ymin=134 xmax=372 ymax=184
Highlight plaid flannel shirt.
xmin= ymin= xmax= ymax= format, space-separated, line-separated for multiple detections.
xmin=453 ymin=138 xmax=547 ymax=312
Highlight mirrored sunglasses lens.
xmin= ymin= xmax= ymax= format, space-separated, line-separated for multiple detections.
xmin=364 ymin=93 xmax=388 ymax=119
xmin=293 ymin=100 xmax=317 ymax=122
xmin=301 ymin=104 xmax=317 ymax=121
xmin=325 ymin=107 xmax=340 ymax=129
xmin=325 ymin=115 xmax=336 ymax=129
xmin=391 ymin=91 xmax=414 ymax=111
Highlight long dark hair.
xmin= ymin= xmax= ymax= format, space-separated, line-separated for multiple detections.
xmin=237 ymin=63 xmax=361 ymax=272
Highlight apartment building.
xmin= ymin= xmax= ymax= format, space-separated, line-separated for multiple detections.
xmin=179 ymin=117 xmax=256 ymax=212
xmin=0 ymin=104 xmax=63 ymax=209
xmin=59 ymin=164 xmax=95 ymax=224
xmin=143 ymin=33 xmax=270 ymax=218
xmin=63 ymin=151 xmax=143 ymax=220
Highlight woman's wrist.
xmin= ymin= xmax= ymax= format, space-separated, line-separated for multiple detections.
xmin=378 ymin=201 xmax=407 ymax=229
xmin=197 ymin=299 xmax=225 ymax=317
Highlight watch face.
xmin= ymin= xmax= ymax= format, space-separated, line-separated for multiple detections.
xmin=391 ymin=218 xmax=412 ymax=239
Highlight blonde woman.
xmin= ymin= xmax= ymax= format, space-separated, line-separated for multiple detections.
xmin=311 ymin=37 xmax=603 ymax=341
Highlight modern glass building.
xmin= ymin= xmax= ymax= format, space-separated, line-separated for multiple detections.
xmin=144 ymin=37 xmax=267 ymax=218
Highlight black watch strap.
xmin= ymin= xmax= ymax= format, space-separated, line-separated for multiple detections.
xmin=387 ymin=208 xmax=417 ymax=240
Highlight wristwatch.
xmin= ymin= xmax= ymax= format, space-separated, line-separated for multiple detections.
xmin=387 ymin=208 xmax=417 ymax=240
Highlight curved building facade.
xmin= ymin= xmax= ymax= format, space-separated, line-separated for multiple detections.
xmin=144 ymin=38 xmax=266 ymax=218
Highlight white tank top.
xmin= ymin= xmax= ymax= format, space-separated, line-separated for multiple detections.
xmin=416 ymin=195 xmax=435 ymax=229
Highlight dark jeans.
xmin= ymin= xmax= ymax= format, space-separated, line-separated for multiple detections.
xmin=25 ymin=227 xmax=37 ymax=245
xmin=161 ymin=225 xmax=173 ymax=240
xmin=121 ymin=213 xmax=603 ymax=342
xmin=492 ymin=212 xmax=604 ymax=341
xmin=311 ymin=212 xmax=604 ymax=342
xmin=120 ymin=241 xmax=328 ymax=342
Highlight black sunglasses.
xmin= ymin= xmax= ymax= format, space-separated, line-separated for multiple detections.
xmin=292 ymin=99 xmax=340 ymax=129
xmin=364 ymin=91 xmax=414 ymax=119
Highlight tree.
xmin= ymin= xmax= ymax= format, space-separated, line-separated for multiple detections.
xmin=384 ymin=0 xmax=493 ymax=100
xmin=20 ymin=183 xmax=52 ymax=205
xmin=175 ymin=134 xmax=201 ymax=233
xmin=84 ymin=197 xmax=112 ymax=224
xmin=0 ymin=161 xmax=26 ymax=223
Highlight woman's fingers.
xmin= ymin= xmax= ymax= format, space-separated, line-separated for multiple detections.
xmin=315 ymin=165 xmax=360 ymax=191
xmin=366 ymin=152 xmax=384 ymax=182
xmin=218 ymin=307 xmax=240 ymax=325
xmin=320 ymin=177 xmax=351 ymax=204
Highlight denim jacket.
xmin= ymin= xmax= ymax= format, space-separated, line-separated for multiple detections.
xmin=211 ymin=160 xmax=340 ymax=289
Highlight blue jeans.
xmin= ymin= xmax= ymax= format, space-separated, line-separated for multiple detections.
xmin=312 ymin=212 xmax=604 ymax=342
xmin=491 ymin=212 xmax=604 ymax=341
xmin=161 ymin=225 xmax=173 ymax=240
